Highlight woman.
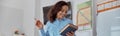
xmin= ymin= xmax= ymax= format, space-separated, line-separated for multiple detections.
xmin=36 ymin=1 xmax=76 ymax=36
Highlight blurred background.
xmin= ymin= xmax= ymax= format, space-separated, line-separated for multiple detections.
xmin=0 ymin=0 xmax=120 ymax=36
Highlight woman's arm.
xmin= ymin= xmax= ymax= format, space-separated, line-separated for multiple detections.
xmin=35 ymin=19 xmax=50 ymax=36
xmin=39 ymin=28 xmax=49 ymax=36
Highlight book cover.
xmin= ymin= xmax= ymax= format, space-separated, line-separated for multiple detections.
xmin=60 ymin=24 xmax=78 ymax=36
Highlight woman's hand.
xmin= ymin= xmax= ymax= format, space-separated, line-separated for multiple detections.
xmin=35 ymin=19 xmax=44 ymax=30
xmin=66 ymin=31 xmax=74 ymax=36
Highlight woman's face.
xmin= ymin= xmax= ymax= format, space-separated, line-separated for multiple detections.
xmin=57 ymin=5 xmax=68 ymax=19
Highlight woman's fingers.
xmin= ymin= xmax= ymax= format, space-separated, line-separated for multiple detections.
xmin=66 ymin=31 xmax=74 ymax=36
xmin=70 ymin=31 xmax=74 ymax=34
xmin=66 ymin=33 xmax=69 ymax=36
xmin=66 ymin=32 xmax=71 ymax=36
xmin=35 ymin=20 xmax=44 ymax=29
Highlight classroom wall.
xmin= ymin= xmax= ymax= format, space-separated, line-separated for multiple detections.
xmin=0 ymin=0 xmax=35 ymax=36
xmin=96 ymin=0 xmax=120 ymax=36
xmin=0 ymin=6 xmax=24 ymax=36
xmin=97 ymin=8 xmax=120 ymax=36
xmin=1 ymin=0 xmax=119 ymax=36
xmin=23 ymin=0 xmax=35 ymax=36
xmin=0 ymin=0 xmax=24 ymax=36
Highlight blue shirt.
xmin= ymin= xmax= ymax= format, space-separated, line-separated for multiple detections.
xmin=39 ymin=18 xmax=73 ymax=36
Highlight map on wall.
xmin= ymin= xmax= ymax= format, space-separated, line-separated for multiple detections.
xmin=76 ymin=1 xmax=92 ymax=31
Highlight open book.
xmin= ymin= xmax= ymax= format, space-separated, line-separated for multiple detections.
xmin=60 ymin=24 xmax=78 ymax=36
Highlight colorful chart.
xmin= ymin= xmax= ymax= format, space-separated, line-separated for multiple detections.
xmin=76 ymin=1 xmax=92 ymax=31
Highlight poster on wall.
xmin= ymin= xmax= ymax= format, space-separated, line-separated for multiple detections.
xmin=76 ymin=1 xmax=92 ymax=31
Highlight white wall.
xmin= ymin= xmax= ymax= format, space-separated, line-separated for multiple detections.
xmin=96 ymin=0 xmax=120 ymax=36
xmin=0 ymin=6 xmax=24 ymax=36
xmin=23 ymin=0 xmax=35 ymax=36
xmin=0 ymin=0 xmax=35 ymax=36
xmin=97 ymin=7 xmax=120 ymax=36
xmin=0 ymin=0 xmax=24 ymax=36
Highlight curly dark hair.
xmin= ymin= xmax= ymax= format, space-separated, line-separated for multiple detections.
xmin=47 ymin=1 xmax=69 ymax=23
